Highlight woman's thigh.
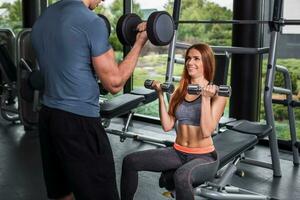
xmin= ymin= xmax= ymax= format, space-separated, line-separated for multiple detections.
xmin=123 ymin=147 xmax=183 ymax=172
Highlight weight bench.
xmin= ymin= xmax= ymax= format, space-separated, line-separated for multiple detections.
xmin=100 ymin=88 xmax=174 ymax=146
xmin=159 ymin=128 xmax=272 ymax=199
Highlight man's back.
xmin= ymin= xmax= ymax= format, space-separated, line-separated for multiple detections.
xmin=32 ymin=0 xmax=111 ymax=117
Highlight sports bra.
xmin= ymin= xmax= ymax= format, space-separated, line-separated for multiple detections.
xmin=175 ymin=96 xmax=201 ymax=126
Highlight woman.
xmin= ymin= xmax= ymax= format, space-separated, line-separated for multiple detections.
xmin=120 ymin=43 xmax=227 ymax=200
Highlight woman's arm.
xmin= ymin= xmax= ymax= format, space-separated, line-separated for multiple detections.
xmin=152 ymin=81 xmax=176 ymax=132
xmin=200 ymin=85 xmax=227 ymax=137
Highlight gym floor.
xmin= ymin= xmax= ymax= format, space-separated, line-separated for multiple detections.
xmin=0 ymin=117 xmax=299 ymax=200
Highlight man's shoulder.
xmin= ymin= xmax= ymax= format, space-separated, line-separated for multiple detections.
xmin=48 ymin=1 xmax=97 ymax=19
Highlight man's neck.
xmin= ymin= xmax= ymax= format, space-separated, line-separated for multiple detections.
xmin=81 ymin=0 xmax=90 ymax=8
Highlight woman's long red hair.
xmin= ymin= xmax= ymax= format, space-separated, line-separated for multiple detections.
xmin=168 ymin=43 xmax=215 ymax=117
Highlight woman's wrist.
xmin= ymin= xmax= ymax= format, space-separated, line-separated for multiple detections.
xmin=201 ymin=96 xmax=211 ymax=102
xmin=156 ymin=91 xmax=163 ymax=100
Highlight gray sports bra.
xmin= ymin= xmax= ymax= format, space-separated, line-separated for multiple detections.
xmin=175 ymin=96 xmax=201 ymax=126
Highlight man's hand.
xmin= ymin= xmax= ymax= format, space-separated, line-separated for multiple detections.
xmin=135 ymin=22 xmax=148 ymax=46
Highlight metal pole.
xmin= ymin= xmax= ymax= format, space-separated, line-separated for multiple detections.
xmin=264 ymin=31 xmax=282 ymax=177
xmin=176 ymin=42 xmax=269 ymax=54
xmin=262 ymin=0 xmax=283 ymax=177
xmin=123 ymin=0 xmax=133 ymax=93
xmin=230 ymin=0 xmax=263 ymax=121
xmin=165 ymin=0 xmax=181 ymax=82
xmin=166 ymin=32 xmax=177 ymax=83
xmin=22 ymin=0 xmax=42 ymax=28
xmin=276 ymin=65 xmax=299 ymax=166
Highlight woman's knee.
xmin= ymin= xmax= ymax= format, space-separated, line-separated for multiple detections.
xmin=123 ymin=154 xmax=134 ymax=166
xmin=122 ymin=153 xmax=140 ymax=171
xmin=173 ymin=168 xmax=191 ymax=186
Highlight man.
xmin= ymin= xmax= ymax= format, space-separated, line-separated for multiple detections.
xmin=31 ymin=0 xmax=148 ymax=199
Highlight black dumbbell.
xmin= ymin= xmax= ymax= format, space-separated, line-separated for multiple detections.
xmin=98 ymin=14 xmax=111 ymax=37
xmin=116 ymin=11 xmax=175 ymax=46
xmin=144 ymin=79 xmax=175 ymax=94
xmin=187 ymin=84 xmax=232 ymax=97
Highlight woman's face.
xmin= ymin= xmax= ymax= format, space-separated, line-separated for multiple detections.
xmin=185 ymin=48 xmax=204 ymax=78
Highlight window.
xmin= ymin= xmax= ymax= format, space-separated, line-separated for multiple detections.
xmin=132 ymin=0 xmax=233 ymax=118
xmin=0 ymin=0 xmax=22 ymax=33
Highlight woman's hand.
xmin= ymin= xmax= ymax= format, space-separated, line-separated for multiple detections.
xmin=201 ymin=84 xmax=217 ymax=99
xmin=151 ymin=80 xmax=162 ymax=94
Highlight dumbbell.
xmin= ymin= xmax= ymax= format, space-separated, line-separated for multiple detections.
xmin=98 ymin=14 xmax=111 ymax=37
xmin=144 ymin=79 xmax=175 ymax=94
xmin=187 ymin=84 xmax=232 ymax=97
xmin=116 ymin=11 xmax=175 ymax=46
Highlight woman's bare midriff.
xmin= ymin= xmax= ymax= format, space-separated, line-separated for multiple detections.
xmin=175 ymin=124 xmax=213 ymax=148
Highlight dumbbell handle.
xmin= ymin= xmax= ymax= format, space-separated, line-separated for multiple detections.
xmin=187 ymin=84 xmax=232 ymax=97
xmin=144 ymin=79 xmax=175 ymax=94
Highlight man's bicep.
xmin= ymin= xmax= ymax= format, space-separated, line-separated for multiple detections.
xmin=92 ymin=48 xmax=118 ymax=88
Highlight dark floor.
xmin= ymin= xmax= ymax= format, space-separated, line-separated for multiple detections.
xmin=0 ymin=116 xmax=299 ymax=200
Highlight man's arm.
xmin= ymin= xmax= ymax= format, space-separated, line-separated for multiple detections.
xmin=92 ymin=23 xmax=147 ymax=94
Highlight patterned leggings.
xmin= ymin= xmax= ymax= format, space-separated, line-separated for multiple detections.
xmin=120 ymin=147 xmax=219 ymax=200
